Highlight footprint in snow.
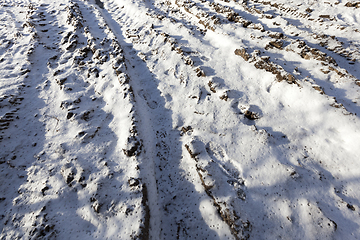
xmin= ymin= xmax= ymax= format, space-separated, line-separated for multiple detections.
xmin=138 ymin=89 xmax=158 ymax=109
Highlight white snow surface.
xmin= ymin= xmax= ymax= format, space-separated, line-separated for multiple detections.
xmin=1 ymin=0 xmax=360 ymax=239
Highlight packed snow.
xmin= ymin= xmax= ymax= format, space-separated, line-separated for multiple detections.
xmin=1 ymin=0 xmax=360 ymax=239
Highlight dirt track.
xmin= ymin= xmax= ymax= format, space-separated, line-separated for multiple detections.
xmin=1 ymin=0 xmax=360 ymax=239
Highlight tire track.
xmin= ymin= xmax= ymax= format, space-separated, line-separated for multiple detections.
xmin=2 ymin=1 xmax=149 ymax=238
xmin=97 ymin=0 xmax=248 ymax=238
xmin=0 ymin=3 xmax=54 ymax=238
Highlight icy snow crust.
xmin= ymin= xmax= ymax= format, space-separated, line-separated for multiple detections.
xmin=0 ymin=0 xmax=360 ymax=239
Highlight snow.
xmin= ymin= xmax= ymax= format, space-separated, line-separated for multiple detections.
xmin=1 ymin=0 xmax=360 ymax=239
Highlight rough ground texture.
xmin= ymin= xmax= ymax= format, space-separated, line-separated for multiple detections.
xmin=1 ymin=0 xmax=360 ymax=239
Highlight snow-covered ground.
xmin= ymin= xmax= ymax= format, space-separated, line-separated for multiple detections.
xmin=1 ymin=0 xmax=360 ymax=239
